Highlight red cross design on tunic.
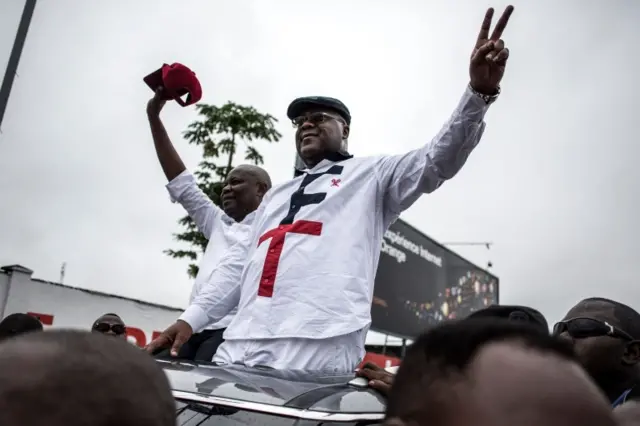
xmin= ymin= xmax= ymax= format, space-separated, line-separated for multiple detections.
xmin=257 ymin=220 xmax=323 ymax=297
xmin=331 ymin=178 xmax=341 ymax=187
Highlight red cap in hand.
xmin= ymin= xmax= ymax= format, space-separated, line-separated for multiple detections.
xmin=143 ymin=62 xmax=202 ymax=107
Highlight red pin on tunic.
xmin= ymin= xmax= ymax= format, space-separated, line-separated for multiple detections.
xmin=143 ymin=63 xmax=202 ymax=107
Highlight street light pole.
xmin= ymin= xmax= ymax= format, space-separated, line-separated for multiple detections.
xmin=0 ymin=0 xmax=37 ymax=133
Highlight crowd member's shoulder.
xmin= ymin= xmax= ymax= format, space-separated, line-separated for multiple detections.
xmin=614 ymin=401 xmax=640 ymax=426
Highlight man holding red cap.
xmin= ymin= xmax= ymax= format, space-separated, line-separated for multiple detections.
xmin=146 ymin=88 xmax=271 ymax=361
xmin=148 ymin=6 xmax=513 ymax=373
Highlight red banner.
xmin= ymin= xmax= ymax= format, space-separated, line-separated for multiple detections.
xmin=359 ymin=352 xmax=401 ymax=368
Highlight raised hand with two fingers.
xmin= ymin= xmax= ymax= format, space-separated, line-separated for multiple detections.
xmin=469 ymin=5 xmax=514 ymax=95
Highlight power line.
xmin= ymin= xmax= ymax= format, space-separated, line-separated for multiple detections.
xmin=441 ymin=242 xmax=493 ymax=249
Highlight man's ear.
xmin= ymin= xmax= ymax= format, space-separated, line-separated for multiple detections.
xmin=256 ymin=181 xmax=269 ymax=198
xmin=342 ymin=124 xmax=350 ymax=140
xmin=622 ymin=340 xmax=640 ymax=365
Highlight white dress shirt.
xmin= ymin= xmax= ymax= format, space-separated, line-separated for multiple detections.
xmin=181 ymin=86 xmax=491 ymax=340
xmin=167 ymin=171 xmax=255 ymax=331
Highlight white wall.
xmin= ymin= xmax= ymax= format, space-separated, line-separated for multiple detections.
xmin=2 ymin=265 xmax=180 ymax=347
xmin=0 ymin=264 xmax=404 ymax=347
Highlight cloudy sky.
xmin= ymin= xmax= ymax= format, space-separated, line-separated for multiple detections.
xmin=0 ymin=0 xmax=638 ymax=328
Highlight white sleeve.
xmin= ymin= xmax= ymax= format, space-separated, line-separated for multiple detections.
xmin=179 ymin=236 xmax=248 ymax=332
xmin=375 ymin=86 xmax=491 ymax=223
xmin=177 ymin=195 xmax=269 ymax=332
xmin=166 ymin=170 xmax=223 ymax=237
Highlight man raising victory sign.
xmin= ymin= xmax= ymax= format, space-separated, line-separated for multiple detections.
xmin=147 ymin=6 xmax=514 ymax=373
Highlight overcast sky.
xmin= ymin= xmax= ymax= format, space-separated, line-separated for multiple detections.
xmin=0 ymin=0 xmax=638 ymax=327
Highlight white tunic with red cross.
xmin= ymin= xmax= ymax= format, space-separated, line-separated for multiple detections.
xmin=180 ymin=86 xmax=492 ymax=341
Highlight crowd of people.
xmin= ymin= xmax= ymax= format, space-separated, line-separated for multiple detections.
xmin=1 ymin=297 xmax=639 ymax=425
xmin=1 ymin=4 xmax=639 ymax=425
xmin=358 ymin=300 xmax=640 ymax=421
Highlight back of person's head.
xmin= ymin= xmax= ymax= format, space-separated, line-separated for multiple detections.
xmin=0 ymin=330 xmax=175 ymax=426
xmin=385 ymin=318 xmax=615 ymax=426
xmin=0 ymin=313 xmax=43 ymax=341
xmin=467 ymin=304 xmax=549 ymax=333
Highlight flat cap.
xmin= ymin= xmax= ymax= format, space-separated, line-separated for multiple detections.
xmin=286 ymin=96 xmax=351 ymax=125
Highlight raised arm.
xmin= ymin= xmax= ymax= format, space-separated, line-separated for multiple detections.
xmin=147 ymin=88 xmax=187 ymax=182
xmin=375 ymin=6 xmax=514 ymax=223
xmin=147 ymin=88 xmax=222 ymax=236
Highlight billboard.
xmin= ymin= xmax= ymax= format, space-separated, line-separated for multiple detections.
xmin=371 ymin=219 xmax=499 ymax=339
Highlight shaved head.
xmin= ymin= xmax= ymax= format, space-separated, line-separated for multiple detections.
xmin=0 ymin=330 xmax=175 ymax=426
xmin=386 ymin=319 xmax=615 ymax=426
xmin=221 ymin=164 xmax=271 ymax=221
xmin=232 ymin=164 xmax=272 ymax=189
xmin=468 ymin=340 xmax=614 ymax=426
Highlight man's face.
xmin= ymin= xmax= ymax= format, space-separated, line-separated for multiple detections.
xmin=221 ymin=167 xmax=264 ymax=221
xmin=293 ymin=108 xmax=349 ymax=166
xmin=92 ymin=315 xmax=126 ymax=339
xmin=556 ymin=300 xmax=634 ymax=378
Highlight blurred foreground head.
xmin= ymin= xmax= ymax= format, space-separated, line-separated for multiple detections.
xmin=385 ymin=318 xmax=615 ymax=426
xmin=0 ymin=330 xmax=175 ymax=426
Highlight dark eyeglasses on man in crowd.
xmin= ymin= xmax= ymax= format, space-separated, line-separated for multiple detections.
xmin=93 ymin=323 xmax=126 ymax=335
xmin=553 ymin=317 xmax=634 ymax=341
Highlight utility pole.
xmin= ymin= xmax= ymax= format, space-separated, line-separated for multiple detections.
xmin=59 ymin=262 xmax=66 ymax=284
xmin=0 ymin=0 xmax=37 ymax=132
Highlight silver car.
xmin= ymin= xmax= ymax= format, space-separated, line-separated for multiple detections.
xmin=161 ymin=359 xmax=386 ymax=426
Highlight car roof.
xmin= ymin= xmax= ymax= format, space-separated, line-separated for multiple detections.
xmin=160 ymin=359 xmax=386 ymax=421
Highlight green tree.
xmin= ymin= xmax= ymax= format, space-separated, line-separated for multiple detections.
xmin=164 ymin=101 xmax=282 ymax=278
